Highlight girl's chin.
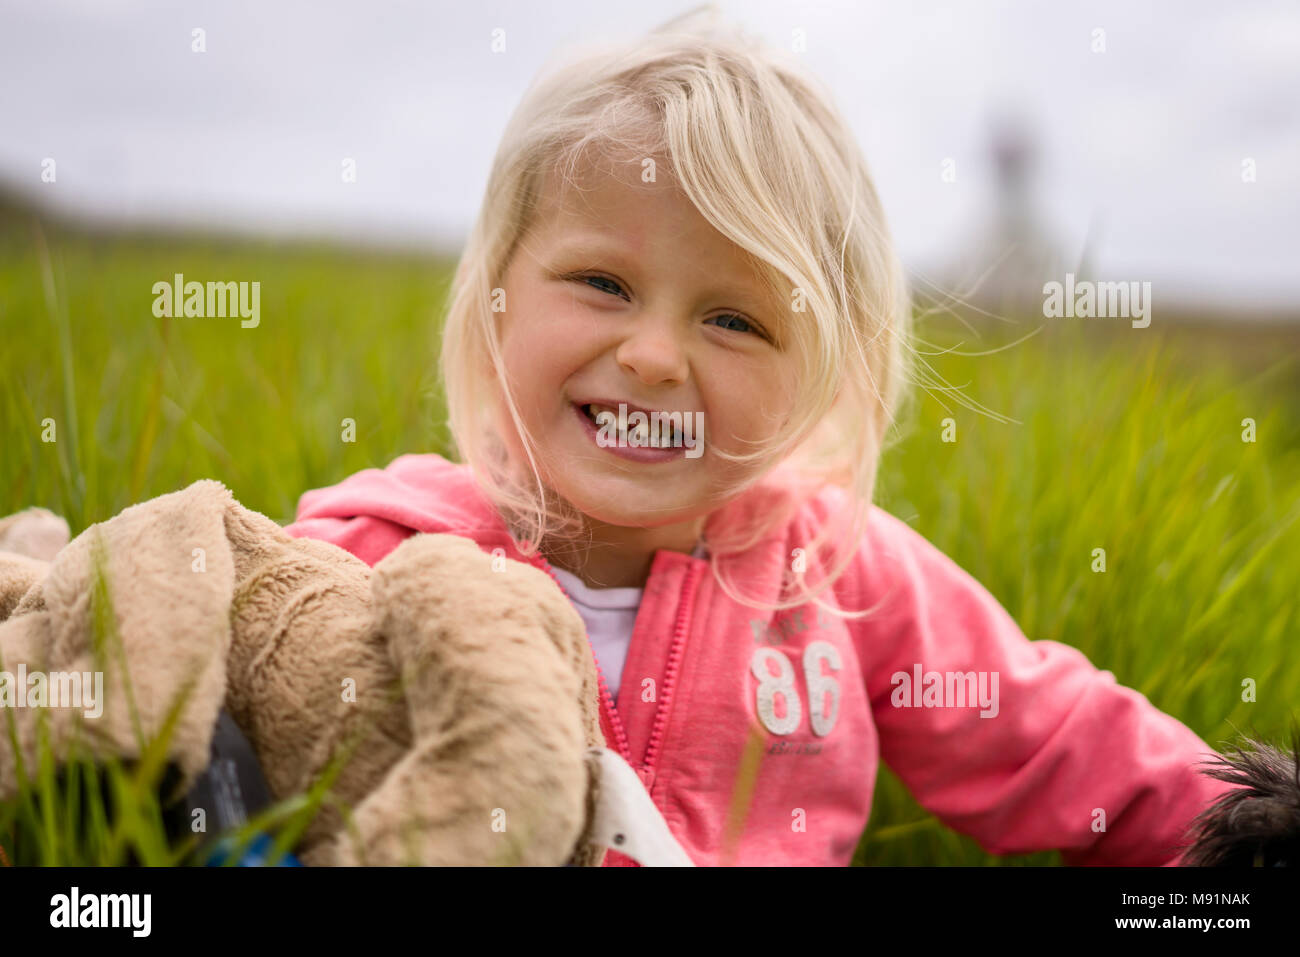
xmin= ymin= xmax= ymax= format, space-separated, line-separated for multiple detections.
xmin=553 ymin=483 xmax=705 ymax=529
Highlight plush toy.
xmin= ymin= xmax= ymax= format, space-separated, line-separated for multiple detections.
xmin=1180 ymin=734 xmax=1300 ymax=867
xmin=0 ymin=481 xmax=692 ymax=867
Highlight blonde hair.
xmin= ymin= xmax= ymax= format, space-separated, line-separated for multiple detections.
xmin=439 ymin=6 xmax=912 ymax=617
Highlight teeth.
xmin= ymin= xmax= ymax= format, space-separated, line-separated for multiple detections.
xmin=586 ymin=404 xmax=679 ymax=447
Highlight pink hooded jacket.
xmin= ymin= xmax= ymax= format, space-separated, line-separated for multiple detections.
xmin=282 ymin=452 xmax=1233 ymax=867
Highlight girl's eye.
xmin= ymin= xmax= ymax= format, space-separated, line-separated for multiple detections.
xmin=577 ymin=275 xmax=630 ymax=300
xmin=706 ymin=313 xmax=764 ymax=338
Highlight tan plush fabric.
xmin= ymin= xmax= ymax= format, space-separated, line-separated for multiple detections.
xmin=0 ymin=480 xmax=607 ymax=866
xmin=0 ymin=506 xmax=69 ymax=563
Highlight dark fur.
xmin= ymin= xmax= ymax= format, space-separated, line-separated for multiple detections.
xmin=1182 ymin=730 xmax=1300 ymax=866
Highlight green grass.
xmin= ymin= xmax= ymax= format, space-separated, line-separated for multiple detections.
xmin=861 ymin=311 xmax=1300 ymax=864
xmin=2 ymin=213 xmax=1298 ymax=866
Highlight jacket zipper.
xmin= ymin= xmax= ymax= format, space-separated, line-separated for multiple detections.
xmin=643 ymin=561 xmax=701 ymax=784
xmin=530 ymin=551 xmax=704 ymax=797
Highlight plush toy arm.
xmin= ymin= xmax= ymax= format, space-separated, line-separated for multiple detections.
xmin=311 ymin=533 xmax=594 ymax=866
xmin=0 ymin=483 xmax=234 ymax=802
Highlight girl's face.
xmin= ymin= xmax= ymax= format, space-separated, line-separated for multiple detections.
xmin=495 ymin=154 xmax=800 ymax=540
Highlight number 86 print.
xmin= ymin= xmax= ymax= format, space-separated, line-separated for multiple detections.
xmin=750 ymin=641 xmax=841 ymax=737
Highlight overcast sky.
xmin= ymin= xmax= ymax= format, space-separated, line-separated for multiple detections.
xmin=2 ymin=0 xmax=1298 ymax=311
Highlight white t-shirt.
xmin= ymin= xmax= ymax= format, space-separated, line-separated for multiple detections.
xmin=551 ymin=542 xmax=707 ymax=701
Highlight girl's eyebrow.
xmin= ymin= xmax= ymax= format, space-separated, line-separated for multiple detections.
xmin=546 ymin=231 xmax=637 ymax=264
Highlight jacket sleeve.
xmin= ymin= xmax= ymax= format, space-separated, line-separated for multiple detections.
xmin=845 ymin=506 xmax=1236 ymax=865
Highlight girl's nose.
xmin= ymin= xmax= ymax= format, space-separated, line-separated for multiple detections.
xmin=614 ymin=314 xmax=690 ymax=386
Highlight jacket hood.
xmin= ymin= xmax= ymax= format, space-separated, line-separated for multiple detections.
xmin=292 ymin=453 xmax=847 ymax=570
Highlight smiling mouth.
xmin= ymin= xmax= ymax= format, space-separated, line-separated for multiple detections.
xmin=577 ymin=402 xmax=685 ymax=446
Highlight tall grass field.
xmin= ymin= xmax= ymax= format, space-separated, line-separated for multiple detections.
xmin=2 ymin=214 xmax=1298 ymax=865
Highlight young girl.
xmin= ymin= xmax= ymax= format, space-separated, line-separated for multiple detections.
xmin=283 ymin=13 xmax=1236 ymax=866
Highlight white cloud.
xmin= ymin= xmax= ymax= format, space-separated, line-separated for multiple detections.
xmin=0 ymin=0 xmax=1296 ymax=309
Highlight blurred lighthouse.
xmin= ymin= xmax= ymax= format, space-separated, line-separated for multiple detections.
xmin=933 ymin=113 xmax=1071 ymax=319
